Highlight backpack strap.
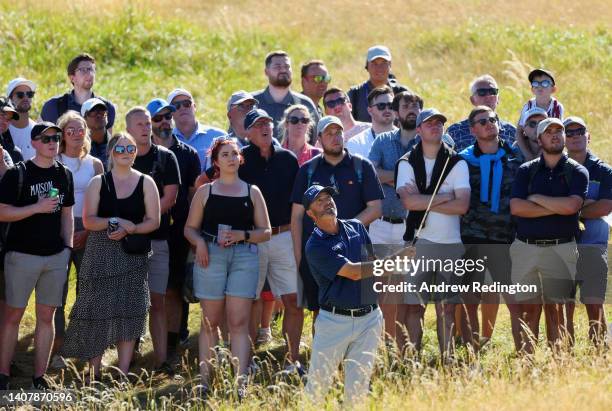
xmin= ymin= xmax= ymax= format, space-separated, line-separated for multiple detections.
xmin=1 ymin=162 xmax=26 ymax=248
xmin=306 ymin=154 xmax=322 ymax=187
xmin=352 ymin=155 xmax=363 ymax=184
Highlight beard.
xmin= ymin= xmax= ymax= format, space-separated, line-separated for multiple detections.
xmin=154 ymin=126 xmax=173 ymax=139
xmin=322 ymin=145 xmax=343 ymax=157
xmin=400 ymin=117 xmax=416 ymax=131
xmin=15 ymin=102 xmax=31 ymax=114
xmin=542 ymin=145 xmax=564 ymax=155
xmin=270 ymin=75 xmax=292 ymax=88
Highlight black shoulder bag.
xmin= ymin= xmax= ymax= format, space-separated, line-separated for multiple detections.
xmin=103 ymin=172 xmax=151 ymax=255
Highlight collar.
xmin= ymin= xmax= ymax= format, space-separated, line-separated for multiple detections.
xmin=262 ymin=86 xmax=295 ymax=105
xmin=244 ymin=142 xmax=277 ymax=158
xmin=313 ymin=219 xmax=344 ymax=239
xmin=538 ymin=153 xmax=569 ymax=172
xmin=321 ymin=149 xmax=352 ymax=168
xmin=175 ymin=121 xmax=205 ymax=141
xmin=69 ymin=89 xmax=96 ymax=104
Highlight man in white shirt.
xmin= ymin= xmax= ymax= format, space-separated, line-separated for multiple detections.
xmin=395 ymin=108 xmax=470 ymax=361
xmin=7 ymin=78 xmax=37 ymax=161
xmin=347 ymin=85 xmax=396 ymax=158
xmin=322 ymin=87 xmax=370 ymax=142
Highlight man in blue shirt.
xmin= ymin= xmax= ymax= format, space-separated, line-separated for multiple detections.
xmin=302 ymin=184 xmax=383 ymax=404
xmin=510 ymin=118 xmax=589 ymax=354
xmin=167 ymin=88 xmax=226 ymax=171
xmin=290 ymin=116 xmax=383 ymax=313
xmin=447 ymin=75 xmax=516 ymax=152
xmin=563 ymin=116 xmax=611 ymax=346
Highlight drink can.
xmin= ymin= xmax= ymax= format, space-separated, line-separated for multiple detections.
xmin=48 ymin=188 xmax=59 ymax=198
xmin=108 ymin=217 xmax=120 ymax=233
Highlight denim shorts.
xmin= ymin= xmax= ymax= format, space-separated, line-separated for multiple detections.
xmin=193 ymin=243 xmax=259 ymax=300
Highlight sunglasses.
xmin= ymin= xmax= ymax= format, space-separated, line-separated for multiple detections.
xmin=565 ymin=127 xmax=587 ymax=137
xmin=307 ymin=74 xmax=331 ymax=84
xmin=288 ymin=116 xmax=310 ymax=125
xmin=475 ymin=88 xmax=499 ymax=97
xmin=34 ymin=133 xmax=61 ymax=143
xmin=371 ymin=102 xmax=393 ymax=111
xmin=172 ymin=100 xmax=192 ymax=110
xmin=526 ymin=120 xmax=541 ymax=128
xmin=152 ymin=113 xmax=173 ymax=122
xmin=473 ymin=117 xmax=498 ymax=126
xmin=113 ymin=144 xmax=137 ymax=154
xmin=14 ymin=91 xmax=35 ymax=99
xmin=531 ymin=79 xmax=552 ymax=88
xmin=324 ymin=96 xmax=347 ymax=109
xmin=64 ymin=127 xmax=86 ymax=137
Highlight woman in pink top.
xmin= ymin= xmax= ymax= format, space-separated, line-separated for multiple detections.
xmin=279 ymin=104 xmax=321 ymax=166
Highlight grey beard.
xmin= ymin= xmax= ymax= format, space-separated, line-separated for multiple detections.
xmin=157 ymin=129 xmax=172 ymax=139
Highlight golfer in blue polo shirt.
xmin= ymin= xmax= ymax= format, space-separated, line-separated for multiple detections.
xmin=302 ymin=184 xmax=412 ymax=404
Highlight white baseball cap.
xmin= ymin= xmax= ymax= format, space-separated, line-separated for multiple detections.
xmin=6 ymin=77 xmax=36 ymax=97
xmin=81 ymin=98 xmax=106 ymax=117
xmin=167 ymin=88 xmax=193 ymax=103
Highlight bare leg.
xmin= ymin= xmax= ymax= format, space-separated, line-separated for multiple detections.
xmin=199 ymin=299 xmax=225 ymax=383
xmin=225 ymin=296 xmax=253 ymax=376
xmin=33 ymin=304 xmax=57 ymax=377
xmin=280 ymin=293 xmax=303 ymax=363
xmin=149 ymin=292 xmax=167 ymax=366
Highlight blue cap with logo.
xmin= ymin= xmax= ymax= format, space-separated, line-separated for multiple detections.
xmin=416 ymin=108 xmax=447 ymax=128
xmin=302 ymin=185 xmax=338 ymax=210
xmin=244 ymin=108 xmax=272 ymax=130
xmin=146 ymin=98 xmax=176 ymax=118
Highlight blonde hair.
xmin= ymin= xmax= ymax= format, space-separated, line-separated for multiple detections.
xmin=107 ymin=132 xmax=137 ymax=170
xmin=57 ymin=110 xmax=90 ymax=159
xmin=279 ymin=104 xmax=313 ymax=146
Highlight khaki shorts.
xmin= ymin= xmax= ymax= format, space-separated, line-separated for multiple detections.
xmin=256 ymin=231 xmax=299 ymax=298
xmin=4 ymin=249 xmax=70 ymax=308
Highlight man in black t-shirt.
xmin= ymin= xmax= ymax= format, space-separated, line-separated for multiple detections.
xmin=0 ymin=122 xmax=75 ymax=390
xmin=126 ymin=104 xmax=181 ymax=373
xmin=149 ymin=98 xmax=201 ymax=363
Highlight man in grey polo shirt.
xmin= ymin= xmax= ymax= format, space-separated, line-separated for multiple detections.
xmin=251 ymin=50 xmax=320 ymax=141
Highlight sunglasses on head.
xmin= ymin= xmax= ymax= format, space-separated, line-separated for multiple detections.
xmin=308 ymin=74 xmax=331 ymax=84
xmin=473 ymin=116 xmax=498 ymax=126
xmin=172 ymin=99 xmax=192 ymax=110
xmin=288 ymin=116 xmax=310 ymax=125
xmin=113 ymin=144 xmax=137 ymax=154
xmin=14 ymin=91 xmax=35 ymax=99
xmin=475 ymin=88 xmax=499 ymax=97
xmin=531 ymin=79 xmax=552 ymax=88
xmin=64 ymin=127 xmax=86 ymax=137
xmin=324 ymin=96 xmax=347 ymax=109
xmin=565 ymin=127 xmax=586 ymax=137
xmin=371 ymin=102 xmax=393 ymax=111
xmin=152 ymin=113 xmax=173 ymax=122
xmin=35 ymin=133 xmax=61 ymax=143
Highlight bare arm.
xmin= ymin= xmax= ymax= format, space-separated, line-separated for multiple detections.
xmin=515 ymin=126 xmax=536 ymax=161
xmin=61 ymin=206 xmax=74 ymax=248
xmin=230 ymin=185 xmax=271 ymax=244
xmin=510 ymin=198 xmax=556 ymax=217
xmin=92 ymin=158 xmax=104 ymax=176
xmin=184 ymin=185 xmax=209 ymax=267
xmin=82 ymin=176 xmax=110 ymax=231
xmin=430 ymin=187 xmax=470 ymax=215
xmin=581 ymin=199 xmax=612 ymax=219
xmin=291 ymin=203 xmax=305 ymax=267
xmin=397 ymin=184 xmax=453 ymax=211
xmin=160 ymin=184 xmax=179 ymax=214
xmin=354 ymin=199 xmax=382 ymax=226
xmin=527 ymin=194 xmax=583 ymax=215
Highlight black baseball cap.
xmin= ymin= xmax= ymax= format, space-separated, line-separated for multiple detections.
xmin=31 ymin=121 xmax=61 ymax=140
xmin=302 ymin=185 xmax=338 ymax=210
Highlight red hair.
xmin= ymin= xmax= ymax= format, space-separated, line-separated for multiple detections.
xmin=208 ymin=138 xmax=243 ymax=179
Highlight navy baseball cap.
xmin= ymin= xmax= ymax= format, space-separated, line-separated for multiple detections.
xmin=146 ymin=98 xmax=176 ymax=118
xmin=244 ymin=108 xmax=272 ymax=130
xmin=31 ymin=121 xmax=61 ymax=140
xmin=302 ymin=185 xmax=338 ymax=210
xmin=416 ymin=108 xmax=447 ymax=128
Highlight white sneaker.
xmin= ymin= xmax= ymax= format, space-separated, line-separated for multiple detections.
xmin=255 ymin=327 xmax=273 ymax=345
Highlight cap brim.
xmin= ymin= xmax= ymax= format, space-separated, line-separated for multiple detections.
xmin=528 ymin=69 xmax=555 ymax=84
xmin=1 ymin=107 xmax=19 ymax=120
xmin=33 ymin=125 xmax=62 ymax=139
xmin=304 ymin=186 xmax=338 ymax=210
xmin=368 ymin=54 xmax=391 ymax=62
xmin=246 ymin=115 xmax=273 ymax=129
xmin=419 ymin=113 xmax=447 ymax=126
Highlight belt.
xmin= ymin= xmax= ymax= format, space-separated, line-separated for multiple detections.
xmin=381 ymin=216 xmax=405 ymax=224
xmin=517 ymin=236 xmax=574 ymax=246
xmin=201 ymin=231 xmax=247 ymax=245
xmin=271 ymin=224 xmax=291 ymax=235
xmin=320 ymin=304 xmax=378 ymax=317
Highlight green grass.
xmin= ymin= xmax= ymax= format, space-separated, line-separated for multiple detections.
xmin=1 ymin=1 xmax=611 ymax=409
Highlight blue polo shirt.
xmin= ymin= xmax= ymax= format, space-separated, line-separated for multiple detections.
xmin=306 ymin=219 xmax=376 ymax=309
xmin=578 ymin=151 xmax=612 ymax=245
xmin=173 ymin=121 xmax=226 ymax=171
xmin=511 ymin=154 xmax=589 ymax=239
xmin=290 ymin=150 xmax=384 ymax=238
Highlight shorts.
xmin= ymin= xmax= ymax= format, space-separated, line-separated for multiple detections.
xmin=460 ymin=242 xmax=511 ymax=304
xmin=256 ymin=231 xmax=299 ymax=297
xmin=4 ymin=248 xmax=70 ymax=308
xmin=167 ymin=226 xmax=191 ymax=290
xmin=149 ymin=239 xmax=170 ymax=295
xmin=403 ymin=239 xmax=465 ymax=305
xmin=510 ymin=239 xmax=577 ymax=303
xmin=575 ymin=244 xmax=608 ymax=304
xmin=193 ymin=242 xmax=259 ymax=300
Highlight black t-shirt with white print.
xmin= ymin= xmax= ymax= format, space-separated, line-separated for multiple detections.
xmin=0 ymin=160 xmax=75 ymax=256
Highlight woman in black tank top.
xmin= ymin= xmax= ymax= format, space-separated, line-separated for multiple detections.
xmin=185 ymin=139 xmax=271 ymax=391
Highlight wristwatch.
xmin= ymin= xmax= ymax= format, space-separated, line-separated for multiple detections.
xmin=244 ymin=230 xmax=250 ymax=242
